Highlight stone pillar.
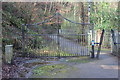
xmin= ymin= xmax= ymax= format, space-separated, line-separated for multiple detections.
xmin=5 ymin=45 xmax=13 ymax=64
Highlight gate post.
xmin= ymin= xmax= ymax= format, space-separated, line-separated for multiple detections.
xmin=91 ymin=40 xmax=94 ymax=58
xmin=5 ymin=45 xmax=13 ymax=64
xmin=91 ymin=24 xmax=95 ymax=58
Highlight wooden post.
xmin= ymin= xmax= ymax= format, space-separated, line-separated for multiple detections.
xmin=91 ymin=40 xmax=94 ymax=58
xmin=96 ymin=29 xmax=105 ymax=58
xmin=91 ymin=24 xmax=95 ymax=58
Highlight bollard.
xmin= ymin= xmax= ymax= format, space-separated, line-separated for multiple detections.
xmin=5 ymin=45 xmax=13 ymax=64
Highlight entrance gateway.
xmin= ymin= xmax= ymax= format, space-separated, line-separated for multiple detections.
xmin=22 ymin=12 xmax=95 ymax=58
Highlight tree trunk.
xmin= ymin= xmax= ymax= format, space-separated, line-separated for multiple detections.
xmin=81 ymin=2 xmax=85 ymax=34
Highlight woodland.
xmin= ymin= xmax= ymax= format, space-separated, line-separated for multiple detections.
xmin=2 ymin=2 xmax=120 ymax=78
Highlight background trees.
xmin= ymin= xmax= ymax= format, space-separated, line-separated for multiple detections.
xmin=90 ymin=2 xmax=119 ymax=30
xmin=2 ymin=2 xmax=119 ymax=53
xmin=2 ymin=2 xmax=119 ymax=33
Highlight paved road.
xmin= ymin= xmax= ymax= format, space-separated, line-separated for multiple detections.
xmin=49 ymin=34 xmax=90 ymax=56
xmin=54 ymin=51 xmax=118 ymax=78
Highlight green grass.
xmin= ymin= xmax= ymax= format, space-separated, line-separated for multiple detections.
xmin=94 ymin=47 xmax=111 ymax=51
xmin=31 ymin=57 xmax=92 ymax=78
xmin=32 ymin=64 xmax=67 ymax=77
xmin=67 ymin=57 xmax=93 ymax=63
xmin=88 ymin=46 xmax=111 ymax=51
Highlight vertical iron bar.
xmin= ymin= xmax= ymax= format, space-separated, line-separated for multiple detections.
xmin=22 ymin=24 xmax=25 ymax=57
xmin=77 ymin=34 xmax=78 ymax=56
xmin=26 ymin=25 xmax=29 ymax=57
xmin=82 ymin=35 xmax=83 ymax=56
xmin=84 ymin=34 xmax=85 ymax=56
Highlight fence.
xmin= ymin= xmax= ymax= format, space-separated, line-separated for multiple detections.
xmin=21 ymin=24 xmax=92 ymax=58
xmin=94 ymin=30 xmax=112 ymax=49
xmin=21 ymin=12 xmax=94 ymax=58
xmin=94 ymin=29 xmax=120 ymax=57
xmin=111 ymin=30 xmax=120 ymax=56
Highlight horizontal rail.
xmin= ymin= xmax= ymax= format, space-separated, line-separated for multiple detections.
xmin=22 ymin=12 xmax=93 ymax=26
xmin=94 ymin=43 xmax=100 ymax=44
xmin=59 ymin=34 xmax=88 ymax=36
xmin=27 ymin=34 xmax=88 ymax=36
xmin=115 ymin=43 xmax=120 ymax=44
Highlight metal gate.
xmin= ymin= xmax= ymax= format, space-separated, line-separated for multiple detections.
xmin=22 ymin=13 xmax=94 ymax=57
xmin=111 ymin=29 xmax=120 ymax=56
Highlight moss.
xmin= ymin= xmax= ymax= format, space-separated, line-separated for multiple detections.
xmin=32 ymin=64 xmax=67 ymax=77
xmin=67 ymin=57 xmax=92 ymax=63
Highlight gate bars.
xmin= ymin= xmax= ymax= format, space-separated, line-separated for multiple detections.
xmin=22 ymin=12 xmax=95 ymax=58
